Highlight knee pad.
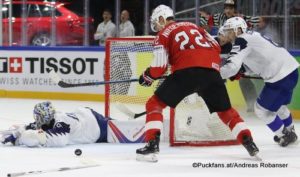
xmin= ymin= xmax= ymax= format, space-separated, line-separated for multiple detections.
xmin=277 ymin=105 xmax=291 ymax=119
xmin=254 ymin=102 xmax=277 ymax=124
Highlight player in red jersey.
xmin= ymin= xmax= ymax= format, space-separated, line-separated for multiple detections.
xmin=136 ymin=5 xmax=259 ymax=162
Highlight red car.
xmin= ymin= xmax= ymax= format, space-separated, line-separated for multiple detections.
xmin=1 ymin=1 xmax=94 ymax=46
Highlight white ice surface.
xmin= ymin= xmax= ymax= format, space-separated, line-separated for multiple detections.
xmin=0 ymin=98 xmax=300 ymax=177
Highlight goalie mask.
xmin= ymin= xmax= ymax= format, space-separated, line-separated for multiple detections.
xmin=150 ymin=4 xmax=174 ymax=32
xmin=33 ymin=101 xmax=55 ymax=129
xmin=222 ymin=17 xmax=247 ymax=36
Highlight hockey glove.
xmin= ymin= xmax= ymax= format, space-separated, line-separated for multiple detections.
xmin=2 ymin=134 xmax=18 ymax=145
xmin=25 ymin=122 xmax=38 ymax=130
xmin=229 ymin=72 xmax=244 ymax=81
xmin=139 ymin=68 xmax=155 ymax=87
xmin=229 ymin=65 xmax=246 ymax=81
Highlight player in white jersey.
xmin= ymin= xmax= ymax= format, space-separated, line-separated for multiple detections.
xmin=1 ymin=101 xmax=109 ymax=147
xmin=220 ymin=17 xmax=299 ymax=147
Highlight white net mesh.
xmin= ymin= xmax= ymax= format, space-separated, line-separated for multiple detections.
xmin=105 ymin=37 xmax=237 ymax=146
xmin=174 ymin=93 xmax=235 ymax=143
xmin=105 ymin=38 xmax=161 ymax=119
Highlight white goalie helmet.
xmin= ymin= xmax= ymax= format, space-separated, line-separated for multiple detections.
xmin=150 ymin=4 xmax=174 ymax=32
xmin=222 ymin=17 xmax=248 ymax=36
xmin=33 ymin=101 xmax=56 ymax=128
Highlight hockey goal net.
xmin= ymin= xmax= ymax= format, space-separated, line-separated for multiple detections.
xmin=105 ymin=37 xmax=238 ymax=146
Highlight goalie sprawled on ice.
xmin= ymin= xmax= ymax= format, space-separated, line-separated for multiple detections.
xmin=0 ymin=101 xmax=111 ymax=147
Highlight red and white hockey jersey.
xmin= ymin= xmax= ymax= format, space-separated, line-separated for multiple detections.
xmin=149 ymin=21 xmax=221 ymax=78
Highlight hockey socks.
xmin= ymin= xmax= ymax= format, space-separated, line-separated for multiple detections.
xmin=145 ymin=95 xmax=166 ymax=141
xmin=217 ymin=108 xmax=252 ymax=143
xmin=267 ymin=116 xmax=285 ymax=136
xmin=277 ymin=105 xmax=294 ymax=131
xmin=281 ymin=114 xmax=293 ymax=130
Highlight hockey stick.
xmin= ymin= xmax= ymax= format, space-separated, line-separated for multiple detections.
xmin=7 ymin=164 xmax=100 ymax=177
xmin=0 ymin=130 xmax=14 ymax=135
xmin=0 ymin=127 xmax=20 ymax=136
xmin=58 ymin=78 xmax=139 ymax=88
xmin=115 ymin=102 xmax=146 ymax=120
xmin=49 ymin=69 xmax=139 ymax=88
xmin=242 ymin=75 xmax=262 ymax=80
xmin=49 ymin=70 xmax=166 ymax=88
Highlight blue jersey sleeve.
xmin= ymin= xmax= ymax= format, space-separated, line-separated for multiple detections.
xmin=231 ymin=37 xmax=248 ymax=54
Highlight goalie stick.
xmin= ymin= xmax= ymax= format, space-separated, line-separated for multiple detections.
xmin=115 ymin=102 xmax=146 ymax=120
xmin=7 ymin=164 xmax=100 ymax=177
xmin=0 ymin=128 xmax=19 ymax=136
xmin=0 ymin=130 xmax=13 ymax=135
xmin=49 ymin=70 xmax=166 ymax=88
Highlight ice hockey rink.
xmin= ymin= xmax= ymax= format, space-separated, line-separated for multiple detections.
xmin=0 ymin=98 xmax=300 ymax=177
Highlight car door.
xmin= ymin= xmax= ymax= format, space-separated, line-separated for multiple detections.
xmin=2 ymin=3 xmax=27 ymax=46
xmin=27 ymin=3 xmax=50 ymax=46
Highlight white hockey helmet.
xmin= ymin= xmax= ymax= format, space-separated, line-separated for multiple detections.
xmin=33 ymin=101 xmax=56 ymax=128
xmin=222 ymin=17 xmax=247 ymax=36
xmin=224 ymin=0 xmax=237 ymax=9
xmin=218 ymin=26 xmax=225 ymax=36
xmin=150 ymin=4 xmax=174 ymax=32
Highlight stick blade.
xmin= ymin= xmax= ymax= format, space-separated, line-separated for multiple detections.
xmin=115 ymin=102 xmax=135 ymax=120
xmin=58 ymin=81 xmax=71 ymax=88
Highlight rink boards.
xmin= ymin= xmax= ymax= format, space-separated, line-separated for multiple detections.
xmin=0 ymin=46 xmax=299 ymax=119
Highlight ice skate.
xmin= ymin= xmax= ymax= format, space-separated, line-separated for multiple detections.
xmin=274 ymin=126 xmax=298 ymax=147
xmin=136 ymin=133 xmax=160 ymax=162
xmin=242 ymin=135 xmax=259 ymax=158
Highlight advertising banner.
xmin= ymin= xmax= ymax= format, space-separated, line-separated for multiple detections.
xmin=0 ymin=47 xmax=105 ymax=94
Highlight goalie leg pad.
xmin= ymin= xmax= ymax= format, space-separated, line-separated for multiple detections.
xmin=145 ymin=95 xmax=166 ymax=141
xmin=217 ymin=108 xmax=251 ymax=143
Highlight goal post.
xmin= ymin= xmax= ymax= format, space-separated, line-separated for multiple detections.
xmin=105 ymin=37 xmax=239 ymax=146
xmin=104 ymin=37 xmax=156 ymax=117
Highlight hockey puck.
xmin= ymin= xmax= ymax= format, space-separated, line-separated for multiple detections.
xmin=75 ymin=149 xmax=82 ymax=156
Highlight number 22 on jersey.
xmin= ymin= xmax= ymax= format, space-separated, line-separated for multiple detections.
xmin=175 ymin=29 xmax=213 ymax=50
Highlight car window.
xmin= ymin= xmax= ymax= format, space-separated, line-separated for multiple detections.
xmin=2 ymin=5 xmax=8 ymax=18
xmin=39 ymin=5 xmax=62 ymax=17
xmin=1 ymin=4 xmax=21 ymax=18
xmin=63 ymin=4 xmax=83 ymax=16
xmin=12 ymin=4 xmax=22 ymax=18
xmin=28 ymin=4 xmax=41 ymax=17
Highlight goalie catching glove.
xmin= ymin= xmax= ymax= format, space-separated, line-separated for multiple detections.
xmin=139 ymin=68 xmax=156 ymax=87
